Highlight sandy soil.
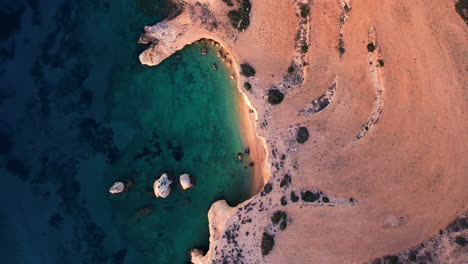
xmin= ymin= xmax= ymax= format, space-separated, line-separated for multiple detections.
xmin=139 ymin=0 xmax=467 ymax=263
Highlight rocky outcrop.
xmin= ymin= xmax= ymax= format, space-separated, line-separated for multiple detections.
xmin=153 ymin=173 xmax=172 ymax=198
xmin=179 ymin=173 xmax=193 ymax=190
xmin=109 ymin=182 xmax=125 ymax=194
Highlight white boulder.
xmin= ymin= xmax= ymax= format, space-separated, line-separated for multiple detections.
xmin=153 ymin=173 xmax=172 ymax=198
xmin=179 ymin=173 xmax=193 ymax=190
xmin=109 ymin=182 xmax=125 ymax=194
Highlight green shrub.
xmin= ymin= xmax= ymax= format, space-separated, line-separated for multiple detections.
xmin=280 ymin=221 xmax=287 ymax=230
xmin=383 ymin=256 xmax=399 ymax=264
xmin=338 ymin=39 xmax=345 ymax=55
xmin=367 ymin=42 xmax=376 ymax=52
xmin=244 ymin=82 xmax=252 ymax=91
xmin=227 ymin=10 xmax=241 ymax=25
xmin=271 ymin=211 xmax=282 ymax=224
xmin=301 ymin=191 xmax=318 ymax=202
xmin=377 ymin=59 xmax=385 ymax=67
xmin=280 ymin=174 xmax=291 ymax=188
xmin=296 ymin=126 xmax=309 ymax=144
xmin=261 ymin=232 xmax=275 ymax=255
xmin=288 ymin=66 xmax=294 ymax=73
xmin=301 ymin=44 xmax=309 ymax=53
xmin=409 ymin=255 xmax=417 ymax=262
xmin=455 ymin=236 xmax=466 ymax=246
xmin=455 ymin=1 xmax=468 ymax=22
xmin=300 ymin=4 xmax=310 ymax=18
xmin=291 ymin=191 xmax=299 ymax=202
xmin=322 ymin=196 xmax=330 ymax=203
xmin=281 ymin=196 xmax=287 ymax=206
xmin=268 ymin=89 xmax=284 ymax=105
xmin=240 ymin=63 xmax=256 ymax=77
xmin=263 ymin=183 xmax=273 ymax=194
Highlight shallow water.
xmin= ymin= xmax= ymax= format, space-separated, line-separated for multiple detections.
xmin=0 ymin=1 xmax=253 ymax=263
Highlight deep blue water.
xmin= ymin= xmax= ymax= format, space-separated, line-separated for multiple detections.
xmin=0 ymin=1 xmax=253 ymax=263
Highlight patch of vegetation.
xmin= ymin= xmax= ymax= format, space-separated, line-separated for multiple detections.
xmin=267 ymin=89 xmax=284 ymax=105
xmin=271 ymin=211 xmax=283 ymax=224
xmin=280 ymin=174 xmax=291 ymax=188
xmin=377 ymin=59 xmax=385 ymax=67
xmin=301 ymin=190 xmax=318 ymax=202
xmin=367 ymin=42 xmax=376 ymax=52
xmin=222 ymin=0 xmax=234 ymax=7
xmin=455 ymin=236 xmax=467 ymax=246
xmin=322 ymin=196 xmax=330 ymax=203
xmin=244 ymin=82 xmax=252 ymax=91
xmin=455 ymin=0 xmax=468 ymax=22
xmin=383 ymin=256 xmax=399 ymax=264
xmin=300 ymin=4 xmax=310 ymax=18
xmin=227 ymin=0 xmax=252 ymax=31
xmin=261 ymin=232 xmax=275 ymax=255
xmin=291 ymin=191 xmax=299 ymax=202
xmin=280 ymin=221 xmax=287 ymax=230
xmin=296 ymin=126 xmax=309 ymax=144
xmin=409 ymin=255 xmax=417 ymax=262
xmin=240 ymin=63 xmax=256 ymax=77
xmin=281 ymin=196 xmax=287 ymax=206
xmin=263 ymin=183 xmax=273 ymax=194
xmin=227 ymin=10 xmax=241 ymax=26
xmin=344 ymin=4 xmax=351 ymax=12
xmin=301 ymin=44 xmax=309 ymax=53
xmin=288 ymin=66 xmax=294 ymax=73
xmin=338 ymin=38 xmax=345 ymax=55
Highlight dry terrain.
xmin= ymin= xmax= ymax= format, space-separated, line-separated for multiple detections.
xmin=139 ymin=0 xmax=467 ymax=263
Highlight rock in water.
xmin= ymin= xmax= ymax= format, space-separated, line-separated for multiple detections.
xmin=179 ymin=173 xmax=193 ymax=190
xmin=153 ymin=173 xmax=172 ymax=198
xmin=109 ymin=182 xmax=125 ymax=194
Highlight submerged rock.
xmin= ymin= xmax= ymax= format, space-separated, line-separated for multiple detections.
xmin=179 ymin=173 xmax=193 ymax=190
xmin=109 ymin=182 xmax=125 ymax=194
xmin=153 ymin=173 xmax=172 ymax=198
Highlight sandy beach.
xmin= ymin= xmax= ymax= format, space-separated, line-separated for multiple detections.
xmin=139 ymin=0 xmax=468 ymax=263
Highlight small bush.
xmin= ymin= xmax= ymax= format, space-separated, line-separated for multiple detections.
xmin=240 ymin=63 xmax=256 ymax=77
xmin=377 ymin=59 xmax=385 ymax=67
xmin=291 ymin=191 xmax=299 ymax=202
xmin=244 ymin=82 xmax=252 ymax=91
xmin=455 ymin=1 xmax=468 ymax=22
xmin=268 ymin=89 xmax=284 ymax=105
xmin=280 ymin=196 xmax=287 ymax=206
xmin=280 ymin=221 xmax=287 ymax=230
xmin=280 ymin=174 xmax=291 ymax=188
xmin=383 ymin=256 xmax=399 ymax=264
xmin=322 ymin=196 xmax=330 ymax=203
xmin=367 ymin=43 xmax=376 ymax=52
xmin=288 ymin=66 xmax=294 ymax=73
xmin=296 ymin=126 xmax=309 ymax=144
xmin=455 ymin=236 xmax=466 ymax=246
xmin=227 ymin=10 xmax=241 ymax=25
xmin=271 ymin=211 xmax=281 ymax=224
xmin=263 ymin=183 xmax=273 ymax=194
xmin=300 ymin=4 xmax=310 ymax=18
xmin=261 ymin=232 xmax=275 ymax=255
xmin=338 ymin=39 xmax=345 ymax=55
xmin=301 ymin=44 xmax=309 ymax=53
xmin=409 ymin=255 xmax=417 ymax=262
xmin=271 ymin=211 xmax=282 ymax=224
xmin=301 ymin=191 xmax=318 ymax=202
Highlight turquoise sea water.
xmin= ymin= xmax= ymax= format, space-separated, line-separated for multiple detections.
xmin=0 ymin=1 xmax=252 ymax=263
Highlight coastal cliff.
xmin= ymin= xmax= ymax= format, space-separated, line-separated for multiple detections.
xmin=139 ymin=0 xmax=467 ymax=263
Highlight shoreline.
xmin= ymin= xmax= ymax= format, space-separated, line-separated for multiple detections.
xmin=234 ymin=80 xmax=269 ymax=196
